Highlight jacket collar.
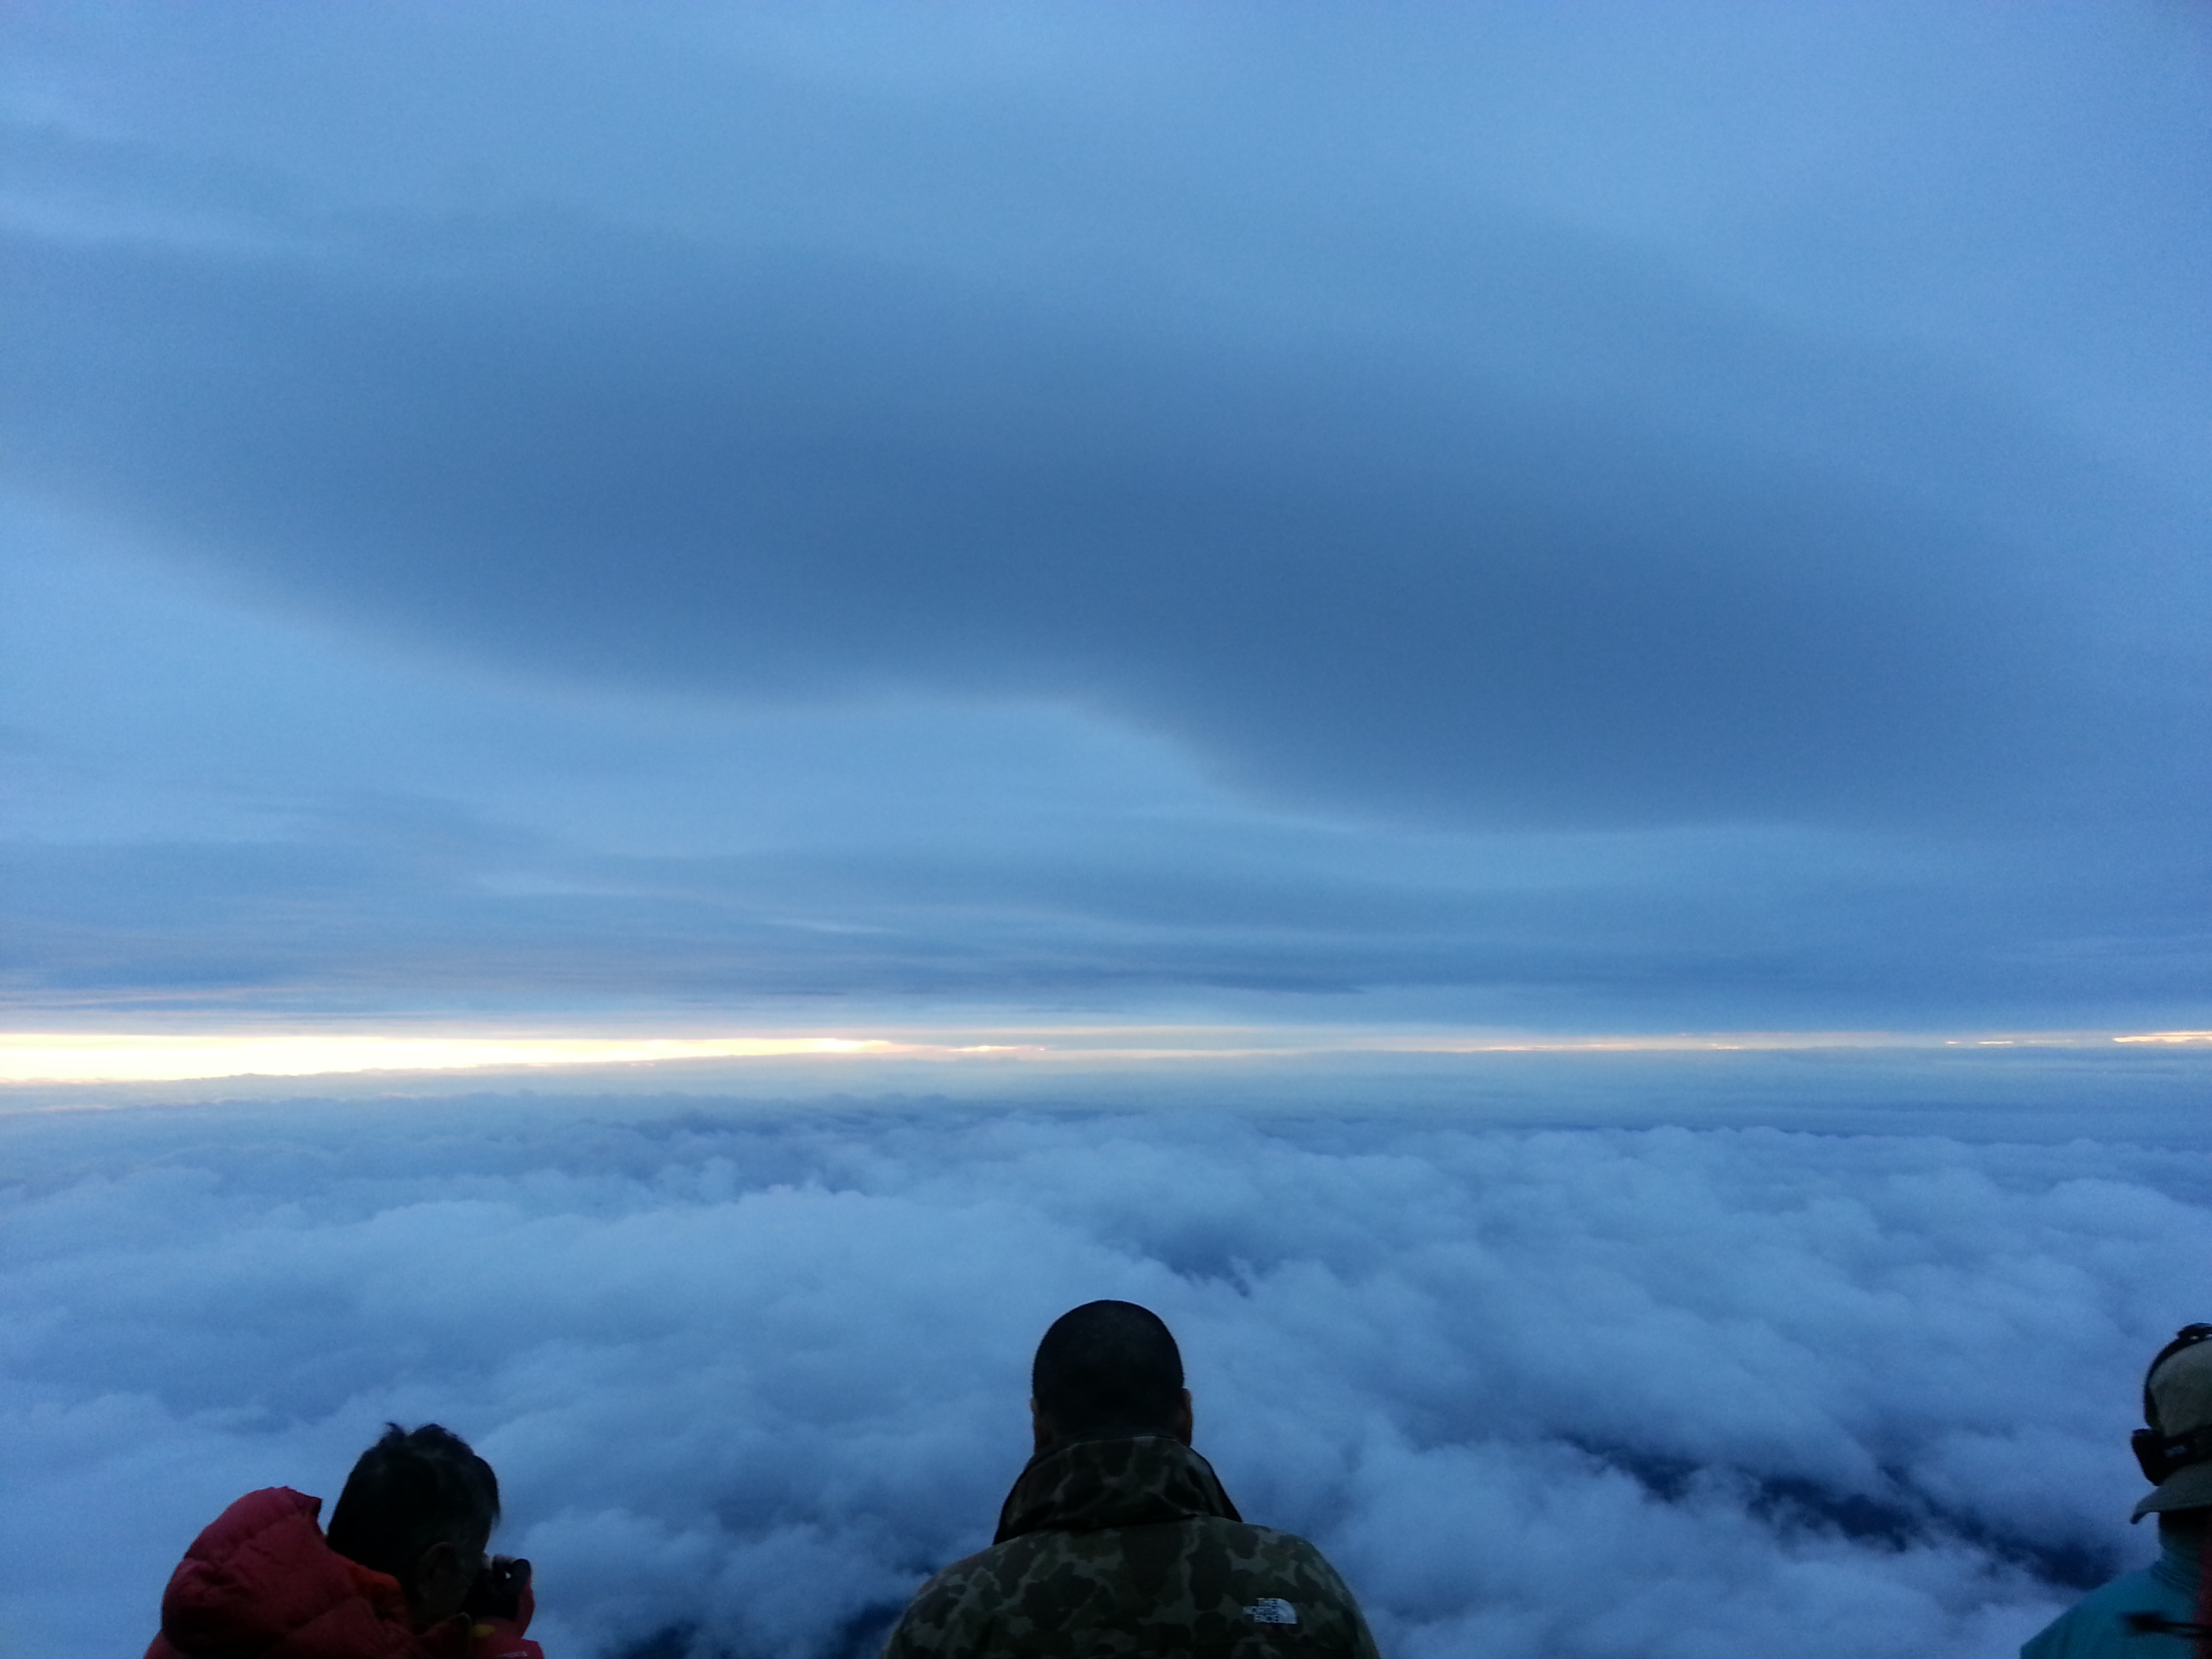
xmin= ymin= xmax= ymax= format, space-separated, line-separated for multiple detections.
xmin=994 ymin=1433 xmax=1242 ymax=1544
xmin=2154 ymin=1528 xmax=2209 ymax=1593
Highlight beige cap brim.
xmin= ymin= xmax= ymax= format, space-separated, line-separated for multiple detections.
xmin=2132 ymin=1459 xmax=2212 ymax=1520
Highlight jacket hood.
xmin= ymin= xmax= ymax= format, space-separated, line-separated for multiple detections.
xmin=994 ymin=1435 xmax=1242 ymax=1544
xmin=155 ymin=1486 xmax=438 ymax=1659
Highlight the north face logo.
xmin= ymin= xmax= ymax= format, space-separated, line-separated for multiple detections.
xmin=1244 ymin=1598 xmax=1298 ymax=1625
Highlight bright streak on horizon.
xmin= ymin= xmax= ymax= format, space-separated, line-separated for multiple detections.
xmin=0 ymin=1025 xmax=2204 ymax=1084
xmin=0 ymin=1034 xmax=945 ymax=1084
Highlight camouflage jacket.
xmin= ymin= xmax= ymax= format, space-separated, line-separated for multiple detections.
xmin=881 ymin=1435 xmax=1382 ymax=1659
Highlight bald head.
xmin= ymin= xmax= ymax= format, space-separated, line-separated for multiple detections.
xmin=1031 ymin=1300 xmax=1190 ymax=1449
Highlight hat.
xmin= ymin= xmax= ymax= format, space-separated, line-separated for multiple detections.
xmin=2133 ymin=1332 xmax=2212 ymax=1520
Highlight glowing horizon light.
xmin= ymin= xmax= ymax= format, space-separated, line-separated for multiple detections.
xmin=4 ymin=1025 xmax=2204 ymax=1086
xmin=0 ymin=1033 xmax=915 ymax=1084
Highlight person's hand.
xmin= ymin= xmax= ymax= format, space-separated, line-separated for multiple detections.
xmin=464 ymin=1556 xmax=531 ymax=1622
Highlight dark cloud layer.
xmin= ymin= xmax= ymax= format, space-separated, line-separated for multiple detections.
xmin=7 ymin=5 xmax=2206 ymax=834
xmin=1 ymin=3 xmax=2207 ymax=1026
xmin=5 ymin=182 xmax=2185 ymax=830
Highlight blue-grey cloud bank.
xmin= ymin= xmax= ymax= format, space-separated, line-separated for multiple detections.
xmin=7 ymin=1083 xmax=2210 ymax=1658
xmin=2 ymin=2 xmax=2208 ymax=1029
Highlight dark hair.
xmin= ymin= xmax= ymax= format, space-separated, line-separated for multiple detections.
xmin=325 ymin=1423 xmax=499 ymax=1581
xmin=1031 ymin=1300 xmax=1185 ymax=1438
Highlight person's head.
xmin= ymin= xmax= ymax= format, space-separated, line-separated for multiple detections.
xmin=2132 ymin=1325 xmax=2212 ymax=1526
xmin=325 ymin=1423 xmax=499 ymax=1626
xmin=1030 ymin=1300 xmax=1191 ymax=1452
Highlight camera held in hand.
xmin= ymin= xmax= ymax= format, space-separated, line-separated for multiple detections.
xmin=464 ymin=1556 xmax=531 ymax=1622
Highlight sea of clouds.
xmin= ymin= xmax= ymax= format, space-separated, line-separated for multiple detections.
xmin=7 ymin=1082 xmax=2211 ymax=1659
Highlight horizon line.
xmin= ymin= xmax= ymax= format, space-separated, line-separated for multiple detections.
xmin=1 ymin=1024 xmax=2207 ymax=1086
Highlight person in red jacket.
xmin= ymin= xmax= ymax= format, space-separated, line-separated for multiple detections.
xmin=144 ymin=1422 xmax=544 ymax=1659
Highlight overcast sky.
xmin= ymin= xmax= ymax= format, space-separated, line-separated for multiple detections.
xmin=3 ymin=2 xmax=2207 ymax=1036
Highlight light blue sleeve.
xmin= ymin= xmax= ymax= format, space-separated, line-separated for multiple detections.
xmin=2018 ymin=1568 xmax=2193 ymax=1659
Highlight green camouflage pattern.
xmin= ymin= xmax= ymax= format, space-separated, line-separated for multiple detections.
xmin=881 ymin=1435 xmax=1383 ymax=1658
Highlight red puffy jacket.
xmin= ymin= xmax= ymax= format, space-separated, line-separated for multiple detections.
xmin=144 ymin=1486 xmax=544 ymax=1659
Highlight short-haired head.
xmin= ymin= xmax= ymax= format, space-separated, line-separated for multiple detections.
xmin=325 ymin=1422 xmax=499 ymax=1612
xmin=1031 ymin=1300 xmax=1186 ymax=1443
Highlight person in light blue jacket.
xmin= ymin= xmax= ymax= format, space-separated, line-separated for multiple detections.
xmin=2023 ymin=1326 xmax=2212 ymax=1657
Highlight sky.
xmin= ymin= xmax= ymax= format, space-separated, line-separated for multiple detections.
xmin=3 ymin=1 xmax=2208 ymax=1054
xmin=4 ymin=13 xmax=2212 ymax=1659
xmin=5 ymin=14 xmax=2212 ymax=1659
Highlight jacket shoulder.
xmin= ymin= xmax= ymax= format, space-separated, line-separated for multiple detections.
xmin=2020 ymin=1567 xmax=2190 ymax=1659
xmin=1203 ymin=1521 xmax=1379 ymax=1648
xmin=155 ymin=1488 xmax=428 ymax=1659
xmin=884 ymin=1517 xmax=1380 ymax=1658
xmin=883 ymin=1543 xmax=1006 ymax=1647
xmin=192 ymin=1488 xmax=325 ymax=1557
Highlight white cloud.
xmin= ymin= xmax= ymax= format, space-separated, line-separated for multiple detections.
xmin=3 ymin=1090 xmax=2200 ymax=1658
